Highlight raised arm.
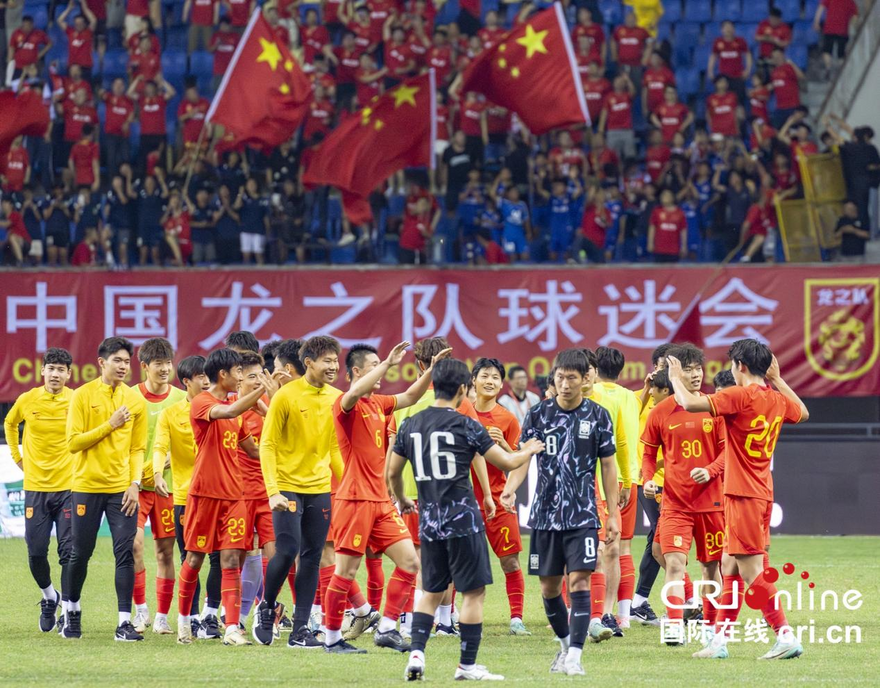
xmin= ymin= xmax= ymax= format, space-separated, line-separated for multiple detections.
xmin=666 ymin=355 xmax=711 ymax=412
xmin=766 ymin=355 xmax=809 ymax=422
xmin=393 ymin=345 xmax=452 ymax=410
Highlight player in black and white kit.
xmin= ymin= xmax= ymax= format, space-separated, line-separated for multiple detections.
xmin=388 ymin=359 xmax=543 ymax=683
xmin=502 ymin=349 xmax=619 ymax=677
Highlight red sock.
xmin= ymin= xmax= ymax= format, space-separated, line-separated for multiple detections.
xmin=286 ymin=561 xmax=296 ymax=604
xmin=762 ymin=551 xmax=770 ymax=572
xmin=716 ymin=575 xmax=743 ymax=634
xmin=505 ymin=569 xmax=525 ymax=620
xmin=760 ymin=585 xmax=789 ymax=632
xmin=348 ymin=579 xmax=367 ymax=610
xmin=561 ymin=577 xmax=569 ymax=607
xmin=156 ymin=577 xmax=174 ymax=615
xmin=221 ymin=568 xmax=242 ymax=627
xmin=134 ymin=569 xmax=147 ymax=606
xmin=618 ymin=554 xmax=635 ymax=603
xmin=383 ymin=567 xmax=417 ymax=621
xmin=404 ymin=579 xmax=415 ymax=614
xmin=666 ymin=595 xmax=684 ymax=621
xmin=732 ymin=575 xmax=745 ymax=617
xmin=324 ymin=575 xmax=355 ymax=632
xmin=702 ymin=594 xmax=717 ymax=628
xmin=177 ymin=561 xmax=200 ymax=616
xmin=590 ymin=573 xmax=605 ymax=620
xmin=366 ymin=557 xmax=385 ymax=609
xmin=318 ymin=565 xmax=334 ymax=610
xmin=683 ymin=572 xmax=694 ymax=602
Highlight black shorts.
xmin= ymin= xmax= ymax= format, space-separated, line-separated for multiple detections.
xmin=46 ymin=231 xmax=70 ymax=249
xmin=528 ymin=527 xmax=599 ymax=577
xmin=823 ymin=34 xmax=849 ymax=56
xmin=420 ymin=531 xmax=493 ymax=594
xmin=25 ymin=490 xmax=72 ymax=560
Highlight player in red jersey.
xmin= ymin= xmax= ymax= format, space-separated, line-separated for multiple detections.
xmin=175 ymin=348 xmax=268 ymax=646
xmin=470 ymin=358 xmax=530 ymax=636
xmin=668 ymin=339 xmax=808 ymax=660
xmin=322 ymin=341 xmax=450 ymax=654
xmin=641 ymin=344 xmax=726 ymax=645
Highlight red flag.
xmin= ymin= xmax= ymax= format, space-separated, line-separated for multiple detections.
xmin=459 ymin=3 xmax=589 ymax=134
xmin=302 ymin=71 xmax=436 ymax=223
xmin=206 ymin=10 xmax=311 ymax=150
xmin=0 ymin=89 xmax=49 ymax=159
xmin=669 ymin=294 xmax=704 ymax=350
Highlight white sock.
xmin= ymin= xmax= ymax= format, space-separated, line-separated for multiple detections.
xmin=409 ymin=649 xmax=424 ymax=661
xmin=155 ymin=612 xmax=167 ymax=624
xmin=633 ymin=593 xmax=648 ymax=607
xmin=460 ymin=663 xmax=475 ymax=671
xmin=179 ymin=614 xmax=190 ymax=629
xmin=61 ymin=599 xmax=68 ymax=614
xmin=777 ymin=627 xmax=794 ymax=643
xmin=41 ymin=584 xmax=58 ymax=601
xmin=68 ymin=600 xmax=81 ymax=612
xmin=311 ymin=603 xmax=322 ymax=616
xmin=203 ymin=605 xmax=218 ymax=618
xmin=686 ymin=596 xmax=697 ymax=606
xmin=378 ymin=616 xmax=397 ymax=633
xmin=400 ymin=613 xmax=412 ymax=633
xmin=118 ymin=611 xmax=131 ymax=626
xmin=136 ymin=603 xmax=148 ymax=614
xmin=438 ymin=604 xmax=452 ymax=626
xmin=566 ymin=646 xmax=583 ymax=664
xmin=558 ymin=634 xmax=570 ymax=650
xmin=618 ymin=600 xmax=632 ymax=619
xmin=414 ymin=589 xmax=423 ymax=607
xmin=354 ymin=602 xmax=371 ymax=617
xmin=324 ymin=628 xmax=342 ymax=645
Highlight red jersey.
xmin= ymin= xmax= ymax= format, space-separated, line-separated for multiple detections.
xmin=471 ymin=403 xmax=520 ymax=503
xmin=3 ymin=147 xmax=29 ymax=192
xmin=744 ymin=203 xmax=773 ymax=238
xmin=384 ymin=42 xmax=412 ymax=77
xmin=85 ymin=0 xmax=106 ymax=21
xmin=59 ymin=78 xmax=93 ymax=107
xmin=589 ymin=147 xmax=620 ymax=179
xmin=102 ymin=94 xmax=134 ymax=136
xmin=641 ymin=396 xmax=726 ymax=512
xmin=572 ymin=23 xmax=604 ymax=63
xmin=650 ymin=206 xmax=686 ymax=254
xmin=190 ymin=0 xmax=217 ymax=26
xmin=71 ymin=241 xmax=97 ymax=266
xmin=368 ymin=0 xmax=395 ymax=43
xmin=408 ymin=35 xmax=428 ymax=67
xmin=435 ymin=104 xmax=449 ymax=140
xmin=301 ymin=25 xmax=330 ymax=64
xmin=707 ymin=384 xmax=802 ymax=500
xmin=643 ymin=66 xmax=675 ymax=112
xmin=771 ymin=63 xmax=800 ymax=109
xmin=333 ymin=393 xmax=397 ymax=502
xmin=613 ymin=25 xmax=649 ymax=66
xmin=5 ymin=211 xmax=29 ymax=240
xmin=712 ymin=36 xmax=749 ymax=78
xmin=603 ymin=91 xmax=632 ymax=130
xmin=70 ymin=140 xmax=99 ymax=187
xmin=399 ymin=211 xmax=431 ymax=251
xmin=303 ymin=99 xmax=334 ymax=141
xmin=646 ymin=144 xmax=671 ymax=182
xmin=461 ymin=100 xmax=485 ymax=137
xmin=239 ymin=407 xmax=266 ymax=499
xmin=549 ymin=146 xmax=586 ymax=177
xmin=127 ymin=32 xmax=161 ymax=56
xmin=478 ymin=26 xmax=505 ymax=50
xmin=426 ymin=45 xmax=452 ymax=84
xmin=127 ymin=0 xmax=149 ymax=17
xmin=707 ymin=91 xmax=738 ymax=136
xmin=178 ymin=98 xmax=210 ymax=144
xmin=66 ymin=27 xmax=94 ymax=68
xmin=334 ymin=47 xmax=360 ymax=84
xmin=324 ymin=0 xmax=344 ymax=23
xmin=749 ymin=86 xmax=771 ymax=123
xmin=10 ymin=28 xmax=49 ymax=68
xmin=820 ymin=0 xmax=858 ymax=35
xmin=356 ymin=67 xmax=382 ymax=105
xmin=583 ymin=76 xmax=611 ymax=122
xmin=485 ymin=104 xmax=511 ymax=136
xmin=139 ymin=96 xmax=167 ymax=136
xmin=348 ymin=20 xmax=373 ymax=54
xmin=655 ymin=102 xmax=689 ymax=143
xmin=189 ymin=392 xmax=251 ymax=501
xmin=581 ymin=203 xmax=608 ymax=245
xmin=756 ymin=20 xmax=791 ymax=58
xmin=210 ymin=30 xmax=239 ymax=75
xmin=226 ymin=0 xmax=251 ymax=27
xmin=129 ymin=51 xmax=160 ymax=82
xmin=63 ymin=104 xmax=98 ymax=142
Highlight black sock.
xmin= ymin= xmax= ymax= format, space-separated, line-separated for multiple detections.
xmin=410 ymin=611 xmax=434 ymax=653
xmin=115 ymin=562 xmax=134 ymax=613
xmin=543 ymin=594 xmax=570 ymax=640
xmin=569 ymin=590 xmax=591 ymax=649
xmin=459 ymin=622 xmax=482 ymax=666
xmin=292 ymin=561 xmax=321 ymax=630
xmin=206 ymin=553 xmax=222 ymax=609
xmin=28 ymin=555 xmax=51 ymax=589
xmin=61 ymin=563 xmax=70 ymax=602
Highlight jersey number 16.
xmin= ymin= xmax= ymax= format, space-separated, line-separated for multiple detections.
xmin=411 ymin=431 xmax=456 ymax=481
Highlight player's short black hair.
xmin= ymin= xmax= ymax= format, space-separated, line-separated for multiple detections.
xmin=713 ymin=369 xmax=736 ymax=390
xmin=224 ymin=330 xmax=260 ymax=353
xmin=652 ymin=343 xmax=673 ymax=366
xmin=728 ymin=338 xmax=773 ymax=377
xmin=472 ymin=357 xmax=506 ymax=380
xmin=667 ymin=343 xmax=705 ymax=367
xmin=413 ymin=337 xmax=449 ymax=367
xmin=507 ymin=365 xmax=527 ymax=380
xmin=301 ymin=335 xmax=341 ymax=364
xmin=177 ymin=355 xmax=205 ymax=383
xmin=239 ymin=350 xmax=264 ymax=370
xmin=651 ymin=369 xmax=671 ymax=391
xmin=138 ymin=337 xmax=174 ymax=364
xmin=276 ymin=338 xmax=306 ymax=375
xmin=42 ymin=347 xmax=73 ymax=368
xmin=204 ymin=348 xmax=242 ymax=383
xmin=346 ymin=343 xmax=379 ymax=377
xmin=261 ymin=340 xmax=281 ymax=372
xmin=596 ymin=346 xmax=625 ymax=380
xmin=432 ymin=359 xmax=472 ymax=400
xmin=98 ymin=336 xmax=133 ymax=360
xmin=553 ymin=348 xmax=590 ymax=376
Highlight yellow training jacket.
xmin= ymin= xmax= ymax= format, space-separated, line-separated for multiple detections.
xmin=152 ymin=398 xmax=196 ymax=506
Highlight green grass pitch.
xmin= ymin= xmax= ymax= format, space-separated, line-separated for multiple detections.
xmin=1 ymin=535 xmax=878 ymax=685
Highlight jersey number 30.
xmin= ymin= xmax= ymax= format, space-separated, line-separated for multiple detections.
xmin=411 ymin=431 xmax=456 ymax=481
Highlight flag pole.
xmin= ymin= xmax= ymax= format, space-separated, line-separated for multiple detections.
xmin=182 ymin=122 xmax=210 ymax=195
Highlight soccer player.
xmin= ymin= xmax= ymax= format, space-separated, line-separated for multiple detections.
xmin=502 ymin=349 xmax=619 ymax=676
xmin=254 ymin=336 xmax=346 ymax=648
xmin=175 ymin=348 xmax=268 ymax=646
xmin=641 ymin=344 xmax=726 ymax=645
xmin=668 ymin=339 xmax=809 ymax=660
xmin=4 ymin=347 xmax=74 ymax=632
xmin=713 ymin=369 xmax=736 ymax=391
xmin=152 ymin=355 xmax=211 ymax=638
xmin=273 ymin=338 xmax=306 ymax=383
xmin=470 ymin=357 xmax=531 ymax=636
xmin=64 ymin=337 xmax=147 ymax=641
xmin=321 ymin=341 xmax=450 ymax=654
xmin=132 ymin=337 xmax=186 ymax=634
xmin=225 ymin=330 xmax=261 ymax=355
xmin=389 ymin=359 xmax=544 ymax=681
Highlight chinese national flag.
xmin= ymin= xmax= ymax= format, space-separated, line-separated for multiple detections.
xmin=302 ymin=71 xmax=436 ymax=224
xmin=669 ymin=294 xmax=704 ymax=351
xmin=459 ymin=3 xmax=589 ymax=134
xmin=206 ymin=10 xmax=311 ymax=150
xmin=0 ymin=89 xmax=49 ymax=159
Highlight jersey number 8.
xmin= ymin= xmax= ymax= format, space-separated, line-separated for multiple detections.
xmin=411 ymin=431 xmax=456 ymax=481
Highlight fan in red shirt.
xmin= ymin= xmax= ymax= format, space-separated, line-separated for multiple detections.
xmin=578 ymin=187 xmax=611 ymax=262
xmin=129 ymin=35 xmax=161 ymax=87
xmin=668 ymin=340 xmax=808 ymax=660
xmin=651 ymin=85 xmax=692 ymax=143
xmin=755 ymin=9 xmax=792 ymax=61
xmin=814 ymin=0 xmax=858 ymax=74
xmin=0 ymin=198 xmax=30 ymax=265
xmin=612 ymin=13 xmax=649 ymax=68
xmin=177 ymin=85 xmax=211 ymax=148
xmin=587 ymin=132 xmax=620 ymax=180
xmin=2 ymin=139 xmax=30 ymax=193
xmin=709 ymin=21 xmax=752 ymax=81
xmin=642 ymin=52 xmax=675 ymax=113
xmin=9 ymin=18 xmax=51 ymax=71
xmin=209 ymin=20 xmax=239 ymax=81
xmin=406 ymin=16 xmax=430 ymax=68
xmin=426 ymin=29 xmax=453 ymax=84
xmin=574 ymin=34 xmax=596 ymax=83
xmin=398 ymin=196 xmax=436 ymax=264
xmin=126 ymin=20 xmax=161 ymax=55
xmin=69 ymin=124 xmax=100 ymax=191
xmin=645 ymin=129 xmax=671 ymax=183
xmin=55 ymin=65 xmax=94 ymax=109
xmin=302 ymin=86 xmax=335 ymax=144
xmin=161 ymin=190 xmax=193 ymax=266
xmin=571 ymin=7 xmax=605 ymax=65
xmin=129 ymin=77 xmax=176 ymax=162
xmin=175 ymin=348 xmax=267 ymax=646
xmin=600 ymin=74 xmax=636 ymax=159
xmin=71 ymin=226 xmax=99 ymax=266
xmin=355 ymin=53 xmax=386 ymax=107
xmin=582 ymin=61 xmax=611 ymax=123
xmin=225 ymin=0 xmax=254 ymax=28
xmin=707 ymin=76 xmax=740 ymax=137
xmin=322 ymin=341 xmax=446 ymax=652
xmin=769 ymin=48 xmax=803 ymax=122
xmin=748 ymin=74 xmax=772 ymax=123
xmin=62 ymin=89 xmax=98 ymax=143
xmin=478 ymin=10 xmax=505 ymax=49
xmin=59 ymin=3 xmax=97 ymax=72
xmin=344 ymin=3 xmax=375 ymax=54
xmin=328 ymin=32 xmax=362 ymax=108
xmin=648 ymin=189 xmax=687 ymax=261
xmin=642 ymin=344 xmax=726 ymax=635
xmin=548 ymin=130 xmax=587 ymax=178
xmin=301 ymin=9 xmax=330 ymax=66
xmin=383 ymin=22 xmax=416 ymax=86
xmin=739 ymin=194 xmax=775 ymax=263
xmin=367 ymin=0 xmax=396 ymax=45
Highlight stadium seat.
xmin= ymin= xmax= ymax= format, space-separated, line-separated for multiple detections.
xmin=778 ymin=0 xmax=802 ymax=23
xmin=673 ymin=41 xmax=693 ymax=69
xmin=107 ymin=28 xmax=123 ymax=49
xmin=656 ymin=20 xmax=672 ymax=42
xmin=794 ymin=20 xmax=820 ymax=46
xmin=299 ymin=3 xmax=320 ymax=22
xmin=694 ymin=43 xmax=711 ymax=71
xmin=436 ymin=0 xmax=458 ymax=25
xmin=599 ymin=0 xmax=623 ymax=27
xmin=677 ymin=67 xmax=701 ymax=97
xmin=190 ymin=51 xmax=213 ymax=78
xmin=686 ymin=0 xmax=711 ymax=23
xmin=103 ymin=49 xmax=129 ymax=78
xmin=162 ymin=49 xmax=187 ymax=80
xmin=741 ymin=0 xmax=768 ymax=23
xmin=166 ymin=26 xmax=188 ymax=50
xmin=714 ymin=0 xmax=742 ymax=23
xmin=790 ymin=43 xmax=808 ymax=69
xmin=804 ymin=0 xmax=820 ymax=21
xmin=675 ymin=23 xmax=701 ymax=49
xmin=32 ymin=7 xmax=48 ymax=28
xmin=703 ymin=22 xmax=722 ymax=42
xmin=661 ymin=0 xmax=681 ymax=23
xmin=741 ymin=23 xmax=760 ymax=47
xmin=23 ymin=0 xmax=48 ymax=8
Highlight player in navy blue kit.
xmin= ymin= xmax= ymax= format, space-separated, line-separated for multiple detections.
xmin=502 ymin=348 xmax=619 ymax=677
xmin=388 ymin=359 xmax=543 ymax=682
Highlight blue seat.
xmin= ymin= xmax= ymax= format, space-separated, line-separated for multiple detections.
xmin=162 ymin=49 xmax=187 ymax=79
xmin=673 ymin=41 xmax=693 ymax=68
xmin=190 ymin=50 xmax=213 ymax=77
xmin=703 ymin=22 xmax=722 ymax=43
xmin=299 ymin=3 xmax=320 ymax=21
xmin=677 ymin=67 xmax=701 ymax=97
xmin=656 ymin=20 xmax=672 ymax=42
xmin=804 ymin=0 xmax=819 ymax=21
xmin=436 ymin=0 xmax=458 ymax=24
xmin=32 ymin=7 xmax=48 ymax=28
xmin=103 ymin=49 xmax=128 ymax=78
xmin=599 ymin=0 xmax=623 ymax=26
xmin=686 ymin=0 xmax=711 ymax=23
xmin=778 ymin=0 xmax=801 ymax=22
xmin=741 ymin=23 xmax=760 ymax=47
xmin=106 ymin=28 xmax=123 ymax=49
xmin=661 ymin=0 xmax=682 ymax=23
xmin=166 ymin=26 xmax=188 ymax=50
xmin=789 ymin=43 xmax=808 ymax=69
xmin=741 ymin=0 xmax=768 ymax=23
xmin=794 ymin=20 xmax=820 ymax=45
xmin=23 ymin=0 xmax=48 ymax=8
xmin=694 ymin=43 xmax=711 ymax=71
xmin=675 ymin=22 xmax=701 ymax=48
xmin=714 ymin=0 xmax=741 ymax=22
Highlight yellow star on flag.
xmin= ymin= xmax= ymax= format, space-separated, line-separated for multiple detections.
xmin=257 ymin=37 xmax=282 ymax=71
xmin=361 ymin=107 xmax=373 ymax=125
xmin=392 ymin=84 xmax=419 ymax=108
xmin=280 ymin=83 xmax=290 ymax=95
xmin=516 ymin=24 xmax=548 ymax=59
xmin=284 ymin=59 xmax=294 ymax=72
xmin=374 ymin=120 xmax=384 ymax=130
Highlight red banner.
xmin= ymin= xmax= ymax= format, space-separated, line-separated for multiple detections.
xmin=1 ymin=266 xmax=877 ymax=401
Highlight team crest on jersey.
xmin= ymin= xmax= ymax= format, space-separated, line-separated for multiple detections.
xmin=529 ymin=554 xmax=540 ymax=570
xmin=289 ymin=501 xmax=297 ymax=513
xmin=197 ymin=535 xmax=207 ymax=548
xmin=25 ymin=507 xmax=33 ymax=519
xmin=76 ymin=504 xmax=86 ymax=516
xmin=703 ymin=418 xmax=713 ymax=433
xmin=674 ymin=535 xmax=683 ymax=547
xmin=578 ymin=420 xmax=595 ymax=438
xmin=353 ymin=534 xmax=362 ymax=547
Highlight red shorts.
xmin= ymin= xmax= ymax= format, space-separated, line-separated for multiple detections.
xmin=658 ymin=509 xmax=724 ymax=562
xmin=183 ymin=495 xmax=248 ymax=553
xmin=597 ymin=498 xmax=621 ymax=543
xmin=137 ymin=490 xmax=175 ymax=539
xmin=245 ymin=499 xmax=275 ymax=550
xmin=327 ymin=493 xmax=337 ymax=543
xmin=402 ymin=502 xmax=420 ymax=547
xmin=481 ymin=507 xmax=522 ymax=558
xmin=619 ymin=485 xmax=638 ymax=540
xmin=333 ymin=499 xmax=411 ymax=556
xmin=724 ymin=495 xmax=772 ymax=556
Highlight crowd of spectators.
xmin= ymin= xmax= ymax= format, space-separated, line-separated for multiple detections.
xmin=0 ymin=0 xmax=876 ymax=269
